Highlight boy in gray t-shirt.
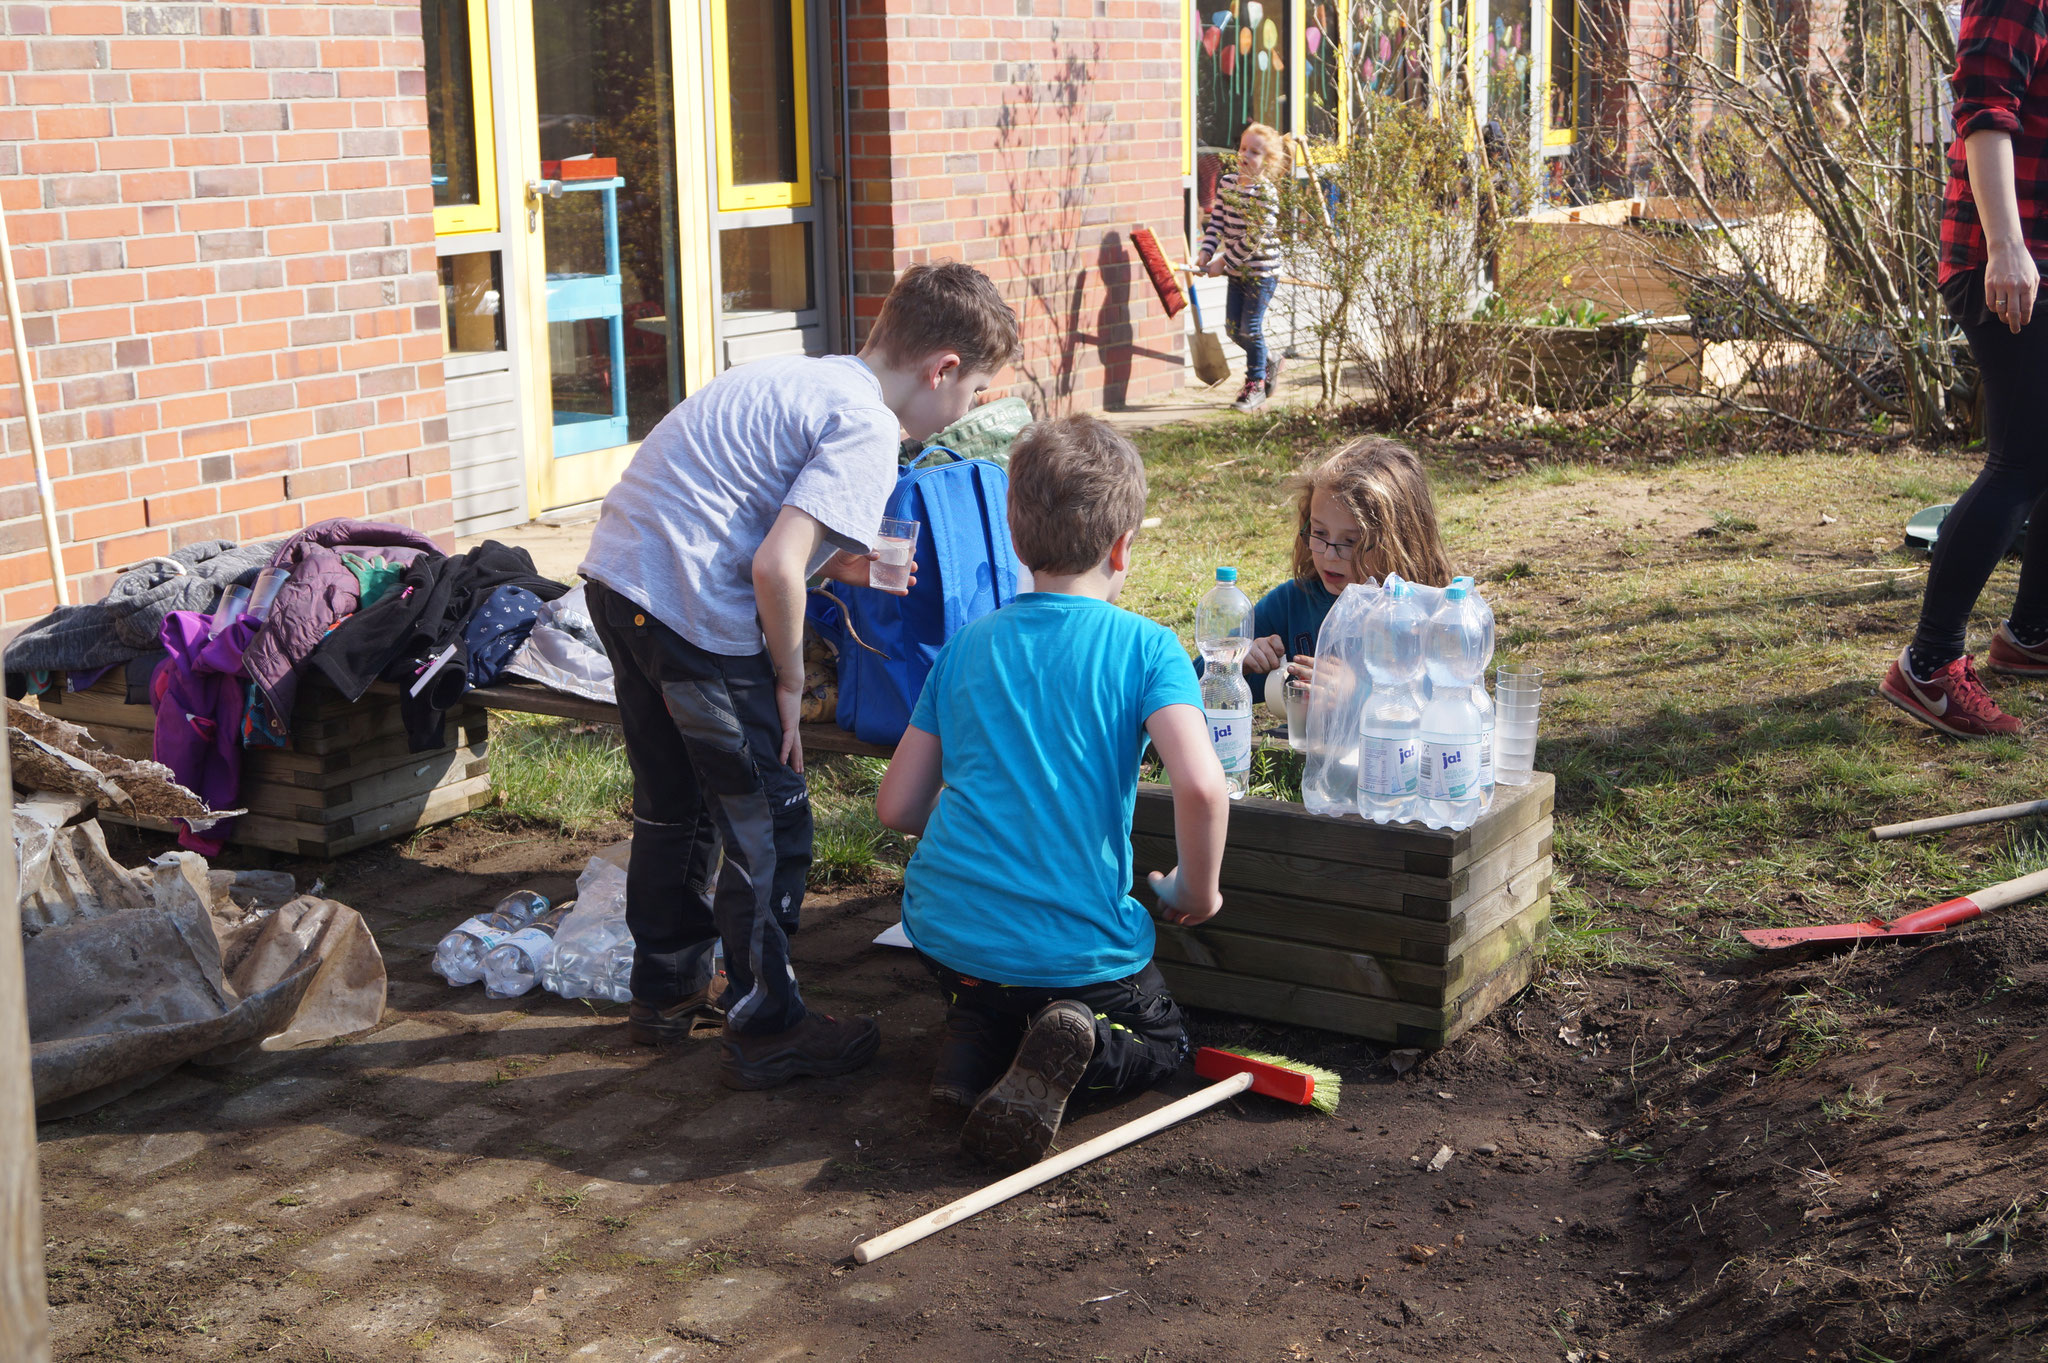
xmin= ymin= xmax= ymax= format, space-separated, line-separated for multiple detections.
xmin=579 ymin=262 xmax=1020 ymax=1091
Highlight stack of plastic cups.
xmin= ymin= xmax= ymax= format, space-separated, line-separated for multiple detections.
xmin=1494 ymin=665 xmax=1543 ymax=785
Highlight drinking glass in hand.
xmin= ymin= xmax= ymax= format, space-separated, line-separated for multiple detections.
xmin=868 ymin=517 xmax=919 ymax=594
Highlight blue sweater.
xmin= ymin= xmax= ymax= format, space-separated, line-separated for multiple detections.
xmin=1198 ymin=577 xmax=1340 ymax=704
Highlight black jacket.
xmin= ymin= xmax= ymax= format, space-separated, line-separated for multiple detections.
xmin=309 ymin=541 xmax=567 ymax=750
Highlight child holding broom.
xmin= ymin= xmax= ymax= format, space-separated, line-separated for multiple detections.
xmin=1197 ymin=121 xmax=1290 ymax=412
xmin=876 ymin=414 xmax=1232 ymax=1169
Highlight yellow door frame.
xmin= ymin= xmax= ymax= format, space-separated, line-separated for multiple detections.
xmin=432 ymin=0 xmax=500 ymax=235
xmin=710 ymin=0 xmax=815 ymax=211
xmin=1541 ymin=0 xmax=1579 ymax=146
xmin=507 ymin=0 xmax=720 ymax=515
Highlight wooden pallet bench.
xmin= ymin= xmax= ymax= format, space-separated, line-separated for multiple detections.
xmin=37 ymin=673 xmax=493 ymax=859
xmin=473 ymin=681 xmax=1553 ymax=1049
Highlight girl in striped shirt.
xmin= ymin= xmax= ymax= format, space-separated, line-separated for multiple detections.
xmin=1197 ymin=122 xmax=1288 ymax=412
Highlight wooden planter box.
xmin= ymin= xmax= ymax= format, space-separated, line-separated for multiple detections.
xmin=37 ymin=673 xmax=493 ymax=858
xmin=1133 ymin=773 xmax=1554 ymax=1049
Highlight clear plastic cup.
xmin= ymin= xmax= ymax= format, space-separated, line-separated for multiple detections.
xmin=1497 ymin=664 xmax=1544 ymax=692
xmin=1283 ymin=675 xmax=1310 ymax=752
xmin=246 ymin=566 xmax=292 ymax=621
xmin=209 ymin=584 xmax=251 ymax=636
xmin=868 ymin=517 xmax=918 ymax=594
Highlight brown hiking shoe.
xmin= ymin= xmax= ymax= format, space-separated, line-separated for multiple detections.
xmin=626 ymin=976 xmax=727 ymax=1047
xmin=718 ymin=1012 xmax=880 ymax=1090
xmin=961 ymin=1000 xmax=1096 ymax=1170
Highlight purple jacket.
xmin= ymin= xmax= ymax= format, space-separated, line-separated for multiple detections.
xmin=153 ymin=610 xmax=256 ymax=856
xmin=242 ymin=517 xmax=440 ymax=732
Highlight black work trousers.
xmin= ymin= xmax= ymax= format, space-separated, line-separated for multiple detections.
xmin=587 ymin=580 xmax=811 ymax=1035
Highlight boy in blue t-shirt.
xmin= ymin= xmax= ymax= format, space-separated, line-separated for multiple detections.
xmin=876 ymin=414 xmax=1230 ymax=1168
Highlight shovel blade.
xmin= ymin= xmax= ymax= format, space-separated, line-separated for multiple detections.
xmin=1741 ymin=920 xmax=1948 ymax=949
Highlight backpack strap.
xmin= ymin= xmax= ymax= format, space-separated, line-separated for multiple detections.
xmin=908 ymin=444 xmax=961 ymax=471
xmin=974 ymin=461 xmax=1019 ymax=603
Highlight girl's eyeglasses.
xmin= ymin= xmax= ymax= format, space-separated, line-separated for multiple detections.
xmin=1305 ymin=529 xmax=1364 ymax=558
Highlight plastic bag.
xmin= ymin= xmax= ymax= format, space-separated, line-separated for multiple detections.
xmin=504 ymin=583 xmax=615 ymax=704
xmin=1300 ymin=582 xmax=1380 ymax=817
xmin=540 ymin=855 xmax=633 ymax=1002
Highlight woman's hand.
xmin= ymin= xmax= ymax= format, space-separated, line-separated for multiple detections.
xmin=1203 ymin=256 xmax=1228 ymax=277
xmin=1986 ymin=239 xmax=2040 ymax=334
xmin=1242 ymin=634 xmax=1287 ymax=674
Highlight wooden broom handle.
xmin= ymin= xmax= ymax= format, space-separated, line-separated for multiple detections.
xmin=1871 ymin=798 xmax=2048 ymax=841
xmin=852 ymin=1070 xmax=1255 ymax=1265
xmin=1889 ymin=866 xmax=2048 ymax=934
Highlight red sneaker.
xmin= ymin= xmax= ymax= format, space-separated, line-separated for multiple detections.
xmin=1986 ymin=622 xmax=2048 ymax=676
xmin=1879 ymin=650 xmax=2022 ymax=738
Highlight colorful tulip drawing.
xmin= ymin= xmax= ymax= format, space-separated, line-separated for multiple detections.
xmin=1306 ymin=25 xmax=1322 ymax=54
xmin=1203 ymin=24 xmax=1221 ymax=53
xmin=1245 ymin=0 xmax=1262 ymax=25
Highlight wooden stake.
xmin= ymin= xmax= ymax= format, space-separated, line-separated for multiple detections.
xmin=0 ymin=717 xmax=53 ymax=1360
xmin=0 ymin=200 xmax=68 ymax=606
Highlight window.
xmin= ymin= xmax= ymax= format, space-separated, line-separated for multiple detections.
xmin=720 ymin=224 xmax=816 ymax=315
xmin=425 ymin=0 xmax=498 ymax=235
xmin=1193 ymin=0 xmax=1291 ymax=154
xmin=440 ymin=252 xmax=506 ymax=351
xmin=712 ymin=0 xmax=812 ymax=210
xmin=1488 ymin=0 xmax=1535 ymax=133
xmin=1305 ymin=0 xmax=1341 ymax=140
xmin=1545 ymin=0 xmax=1579 ymax=146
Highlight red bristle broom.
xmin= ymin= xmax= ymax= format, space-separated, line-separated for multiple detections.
xmin=852 ymin=1046 xmax=1340 ymax=1263
xmin=1130 ymin=225 xmax=1187 ymax=317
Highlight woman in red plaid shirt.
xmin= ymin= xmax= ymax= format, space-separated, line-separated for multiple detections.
xmin=1883 ymin=0 xmax=2048 ymax=737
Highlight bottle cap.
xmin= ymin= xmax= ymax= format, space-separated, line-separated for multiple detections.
xmin=1452 ymin=575 xmax=1474 ymax=588
xmin=1215 ymin=566 xmax=1237 ymax=582
xmin=1445 ymin=583 xmax=1468 ymax=600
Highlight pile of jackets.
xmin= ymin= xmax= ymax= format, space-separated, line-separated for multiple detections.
xmin=3 ymin=518 xmax=567 ymax=853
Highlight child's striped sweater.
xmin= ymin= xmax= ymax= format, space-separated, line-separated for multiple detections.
xmin=1199 ymin=172 xmax=1282 ymax=278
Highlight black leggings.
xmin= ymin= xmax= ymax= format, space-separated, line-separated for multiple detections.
xmin=1913 ymin=302 xmax=2048 ymax=666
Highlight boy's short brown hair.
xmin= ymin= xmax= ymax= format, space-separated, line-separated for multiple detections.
xmin=865 ymin=261 xmax=1022 ymax=377
xmin=1006 ymin=414 xmax=1147 ymax=575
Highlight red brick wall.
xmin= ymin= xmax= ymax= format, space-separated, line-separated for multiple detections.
xmin=840 ymin=0 xmax=1187 ymax=415
xmin=0 ymin=0 xmax=447 ymax=635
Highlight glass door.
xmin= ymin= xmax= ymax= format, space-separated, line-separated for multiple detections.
xmin=514 ymin=0 xmax=691 ymax=510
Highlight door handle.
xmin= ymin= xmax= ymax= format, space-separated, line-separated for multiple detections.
xmin=524 ymin=178 xmax=563 ymax=231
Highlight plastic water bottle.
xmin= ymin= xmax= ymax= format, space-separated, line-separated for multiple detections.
xmin=431 ymin=890 xmax=551 ymax=985
xmin=1453 ymin=577 xmax=1497 ymax=808
xmin=1358 ymin=575 xmax=1426 ymax=823
xmin=1196 ymin=566 xmax=1256 ymax=800
xmin=481 ymin=907 xmax=569 ymax=998
xmin=1417 ymin=583 xmax=1490 ymax=829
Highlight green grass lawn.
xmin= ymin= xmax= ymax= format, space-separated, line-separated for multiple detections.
xmin=1122 ymin=412 xmax=2048 ymax=963
xmin=489 ymin=413 xmax=2048 ymax=953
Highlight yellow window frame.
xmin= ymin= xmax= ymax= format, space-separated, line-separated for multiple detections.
xmin=432 ymin=0 xmax=499 ymax=235
xmin=711 ymin=0 xmax=813 ymax=211
xmin=1542 ymin=0 xmax=1579 ymax=146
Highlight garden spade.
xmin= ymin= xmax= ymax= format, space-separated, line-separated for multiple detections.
xmin=1183 ymin=268 xmax=1232 ymax=387
xmin=1741 ymin=866 xmax=2048 ymax=952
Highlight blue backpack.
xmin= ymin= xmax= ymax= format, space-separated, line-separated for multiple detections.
xmin=808 ymin=449 xmax=1023 ymax=745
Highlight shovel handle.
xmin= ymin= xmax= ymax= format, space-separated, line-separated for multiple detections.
xmin=1870 ymin=798 xmax=2048 ymax=841
xmin=1888 ymin=865 xmax=2048 ymax=934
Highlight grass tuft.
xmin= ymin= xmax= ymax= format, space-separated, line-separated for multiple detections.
xmin=489 ymin=713 xmax=632 ymax=833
